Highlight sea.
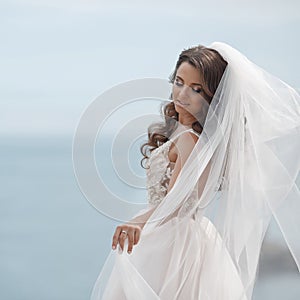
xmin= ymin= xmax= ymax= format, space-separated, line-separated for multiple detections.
xmin=0 ymin=135 xmax=299 ymax=300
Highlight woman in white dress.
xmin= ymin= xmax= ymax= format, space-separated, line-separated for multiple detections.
xmin=91 ymin=42 xmax=300 ymax=299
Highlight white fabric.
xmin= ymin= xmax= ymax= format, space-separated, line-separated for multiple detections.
xmin=146 ymin=128 xmax=200 ymax=212
xmin=91 ymin=42 xmax=300 ymax=300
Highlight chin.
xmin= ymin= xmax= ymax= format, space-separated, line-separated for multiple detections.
xmin=174 ymin=103 xmax=189 ymax=112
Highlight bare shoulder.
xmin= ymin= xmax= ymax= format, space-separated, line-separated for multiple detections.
xmin=177 ymin=131 xmax=199 ymax=145
xmin=175 ymin=131 xmax=199 ymax=157
xmin=166 ymin=130 xmax=200 ymax=193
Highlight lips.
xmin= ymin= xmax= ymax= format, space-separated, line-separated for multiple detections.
xmin=175 ymin=100 xmax=189 ymax=106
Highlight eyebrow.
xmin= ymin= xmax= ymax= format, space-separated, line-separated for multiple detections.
xmin=176 ymin=75 xmax=202 ymax=87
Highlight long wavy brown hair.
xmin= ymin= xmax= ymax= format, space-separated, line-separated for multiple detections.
xmin=140 ymin=45 xmax=228 ymax=169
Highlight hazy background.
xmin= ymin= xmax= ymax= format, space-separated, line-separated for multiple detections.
xmin=1 ymin=0 xmax=300 ymax=299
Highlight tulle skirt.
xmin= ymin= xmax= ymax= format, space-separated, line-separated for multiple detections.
xmin=91 ymin=216 xmax=248 ymax=300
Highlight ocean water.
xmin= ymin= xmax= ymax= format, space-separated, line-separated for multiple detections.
xmin=0 ymin=135 xmax=299 ymax=300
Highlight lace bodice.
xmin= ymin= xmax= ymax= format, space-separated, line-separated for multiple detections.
xmin=145 ymin=139 xmax=175 ymax=206
xmin=145 ymin=128 xmax=200 ymax=213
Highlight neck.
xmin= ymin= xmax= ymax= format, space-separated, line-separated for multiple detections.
xmin=178 ymin=115 xmax=196 ymax=128
xmin=178 ymin=121 xmax=193 ymax=129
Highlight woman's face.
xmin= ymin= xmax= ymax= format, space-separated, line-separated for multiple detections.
xmin=172 ymin=62 xmax=207 ymax=120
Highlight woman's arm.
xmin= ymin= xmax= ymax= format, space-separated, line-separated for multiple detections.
xmin=111 ymin=131 xmax=201 ymax=253
xmin=157 ymin=131 xmax=200 ymax=224
xmin=126 ymin=206 xmax=157 ymax=229
xmin=167 ymin=131 xmax=199 ymax=193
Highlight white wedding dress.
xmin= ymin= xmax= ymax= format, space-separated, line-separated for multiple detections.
xmin=72 ymin=42 xmax=300 ymax=300
xmin=91 ymin=129 xmax=248 ymax=300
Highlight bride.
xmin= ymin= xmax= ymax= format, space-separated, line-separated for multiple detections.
xmin=91 ymin=42 xmax=300 ymax=299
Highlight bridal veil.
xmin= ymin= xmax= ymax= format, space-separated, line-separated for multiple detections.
xmin=90 ymin=42 xmax=300 ymax=299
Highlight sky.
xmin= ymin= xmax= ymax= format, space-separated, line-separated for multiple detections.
xmin=1 ymin=3 xmax=300 ymax=298
xmin=1 ymin=0 xmax=300 ymax=136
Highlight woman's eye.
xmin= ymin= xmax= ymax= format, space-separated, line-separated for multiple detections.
xmin=193 ymin=88 xmax=202 ymax=94
xmin=174 ymin=79 xmax=183 ymax=86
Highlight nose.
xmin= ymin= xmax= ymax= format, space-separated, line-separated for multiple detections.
xmin=177 ymin=85 xmax=190 ymax=100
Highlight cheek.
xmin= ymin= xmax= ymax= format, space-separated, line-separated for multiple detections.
xmin=190 ymin=99 xmax=202 ymax=112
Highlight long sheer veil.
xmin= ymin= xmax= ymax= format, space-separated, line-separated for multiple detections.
xmin=91 ymin=42 xmax=300 ymax=300
xmin=141 ymin=42 xmax=300 ymax=298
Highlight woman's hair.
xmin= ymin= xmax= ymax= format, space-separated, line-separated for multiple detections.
xmin=140 ymin=45 xmax=228 ymax=169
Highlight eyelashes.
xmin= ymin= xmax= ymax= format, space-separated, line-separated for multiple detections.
xmin=174 ymin=79 xmax=202 ymax=94
xmin=193 ymin=88 xmax=202 ymax=94
xmin=174 ymin=79 xmax=183 ymax=86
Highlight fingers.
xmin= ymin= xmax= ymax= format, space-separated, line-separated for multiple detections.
xmin=118 ymin=229 xmax=127 ymax=252
xmin=111 ymin=225 xmax=141 ymax=254
xmin=134 ymin=227 xmax=141 ymax=245
xmin=112 ymin=226 xmax=122 ymax=250
xmin=126 ymin=228 xmax=134 ymax=254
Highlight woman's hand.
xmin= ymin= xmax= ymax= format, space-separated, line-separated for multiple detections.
xmin=112 ymin=223 xmax=142 ymax=254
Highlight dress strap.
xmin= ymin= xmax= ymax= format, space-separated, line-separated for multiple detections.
xmin=169 ymin=128 xmax=200 ymax=143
